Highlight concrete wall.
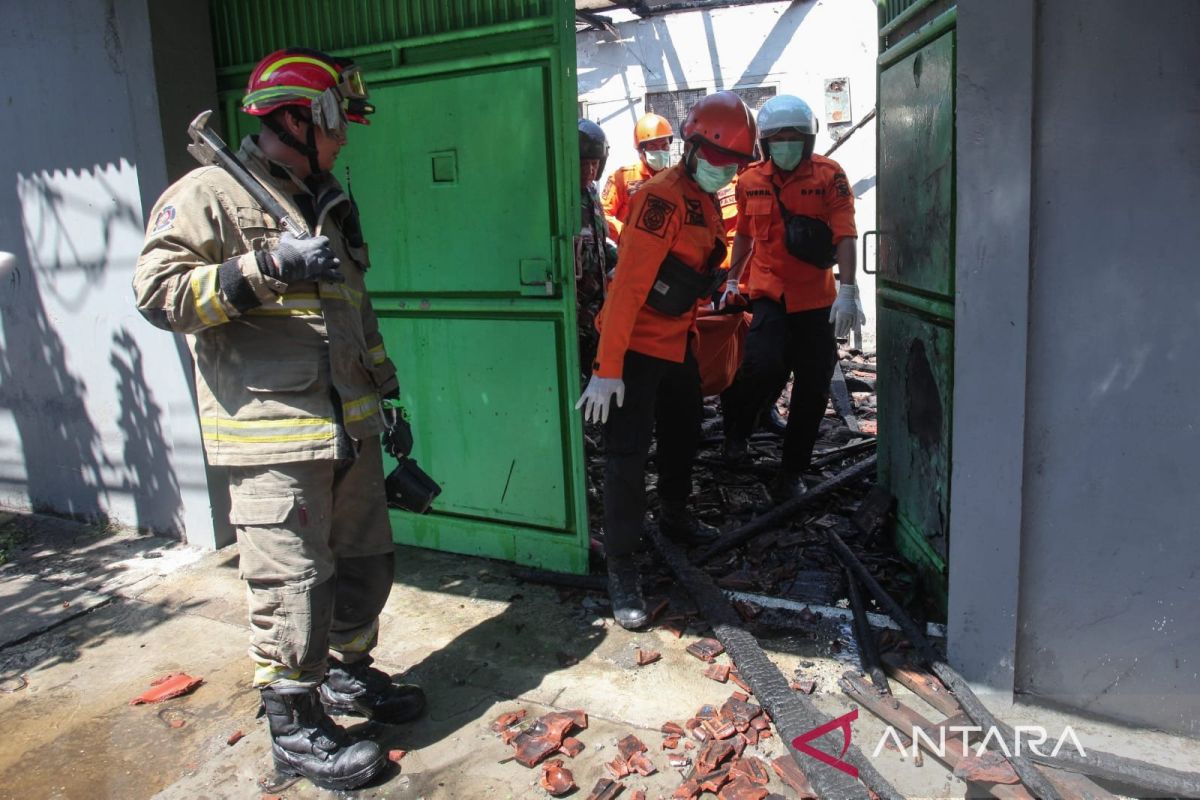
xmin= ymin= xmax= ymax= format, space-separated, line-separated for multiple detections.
xmin=0 ymin=0 xmax=226 ymax=546
xmin=954 ymin=0 xmax=1200 ymax=735
xmin=576 ymin=0 xmax=880 ymax=344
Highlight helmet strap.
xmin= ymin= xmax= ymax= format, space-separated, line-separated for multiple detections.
xmin=263 ymin=109 xmax=324 ymax=174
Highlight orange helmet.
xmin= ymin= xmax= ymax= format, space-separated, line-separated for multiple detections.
xmin=681 ymin=91 xmax=758 ymax=162
xmin=634 ymin=113 xmax=674 ymax=149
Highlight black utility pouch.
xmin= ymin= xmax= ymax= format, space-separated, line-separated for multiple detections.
xmin=646 ymin=250 xmax=725 ymax=317
xmin=774 ymin=184 xmax=836 ymax=268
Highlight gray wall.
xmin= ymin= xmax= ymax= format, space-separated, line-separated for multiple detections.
xmin=954 ymin=0 xmax=1200 ymax=735
xmin=0 ymin=0 xmax=226 ymax=546
xmin=1017 ymin=0 xmax=1200 ymax=734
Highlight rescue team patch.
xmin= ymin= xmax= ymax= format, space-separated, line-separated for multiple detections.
xmin=152 ymin=205 xmax=176 ymax=234
xmin=635 ymin=194 xmax=676 ymax=238
xmin=833 ymin=172 xmax=851 ymax=198
xmin=684 ymin=198 xmax=705 ymax=226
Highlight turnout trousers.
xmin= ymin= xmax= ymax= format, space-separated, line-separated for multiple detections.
xmin=228 ymin=436 xmax=396 ymax=689
xmin=723 ymin=298 xmax=837 ymax=472
xmin=602 ymin=346 xmax=703 ymax=558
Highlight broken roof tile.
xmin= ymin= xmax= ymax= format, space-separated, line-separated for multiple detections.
xmin=559 ymin=737 xmax=585 ymax=758
xmin=704 ymin=663 xmax=731 ymax=683
xmin=697 ymin=739 xmax=736 ymax=774
xmin=717 ymin=775 xmax=770 ymax=800
xmin=771 ymin=756 xmax=817 ymax=799
xmin=662 ymin=734 xmax=681 ymax=750
xmin=617 ymin=734 xmax=648 ymax=761
xmin=730 ymin=756 xmax=770 ymax=785
xmin=585 ymin=777 xmax=624 ymax=800
xmin=490 ymin=708 xmax=527 ymax=732
xmin=540 ymin=759 xmax=576 ymax=796
xmin=661 ymin=721 xmax=686 ymax=736
xmin=606 ymin=758 xmax=631 ymax=779
xmin=629 ymin=751 xmax=657 ymax=777
xmin=130 ymin=673 xmax=203 ymax=705
xmin=672 ymin=778 xmax=702 ymax=799
xmin=686 ymin=638 xmax=725 ymax=662
xmin=636 ymin=649 xmax=661 ymax=666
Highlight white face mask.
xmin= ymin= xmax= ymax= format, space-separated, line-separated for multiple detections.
xmin=643 ymin=149 xmax=670 ymax=172
xmin=693 ymin=156 xmax=737 ymax=193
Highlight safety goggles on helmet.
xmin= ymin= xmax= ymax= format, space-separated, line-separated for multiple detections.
xmin=311 ymin=65 xmax=375 ymax=132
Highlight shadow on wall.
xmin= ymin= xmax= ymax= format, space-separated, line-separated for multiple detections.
xmin=0 ymin=251 xmax=108 ymax=522
xmin=111 ymin=327 xmax=185 ymax=537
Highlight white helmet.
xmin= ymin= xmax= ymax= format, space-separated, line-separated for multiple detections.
xmin=757 ymin=95 xmax=818 ymax=164
xmin=756 ymin=95 xmax=819 ymax=137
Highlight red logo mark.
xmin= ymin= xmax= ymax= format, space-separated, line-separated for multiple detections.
xmin=792 ymin=708 xmax=859 ymax=779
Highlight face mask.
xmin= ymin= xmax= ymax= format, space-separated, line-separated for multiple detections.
xmin=770 ymin=141 xmax=806 ymax=171
xmin=693 ymin=157 xmax=738 ymax=193
xmin=644 ymin=149 xmax=670 ymax=172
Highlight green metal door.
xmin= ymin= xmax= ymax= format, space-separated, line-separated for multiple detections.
xmin=875 ymin=0 xmax=957 ymax=603
xmin=210 ymin=1 xmax=589 ymax=572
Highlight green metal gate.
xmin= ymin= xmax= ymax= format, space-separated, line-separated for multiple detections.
xmin=875 ymin=0 xmax=957 ymax=605
xmin=210 ymin=0 xmax=589 ymax=573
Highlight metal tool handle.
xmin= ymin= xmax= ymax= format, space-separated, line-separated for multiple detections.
xmin=186 ymin=110 xmax=310 ymax=239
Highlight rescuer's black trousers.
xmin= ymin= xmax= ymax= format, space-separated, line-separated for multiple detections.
xmin=602 ymin=346 xmax=702 ymax=558
xmin=722 ymin=298 xmax=837 ymax=472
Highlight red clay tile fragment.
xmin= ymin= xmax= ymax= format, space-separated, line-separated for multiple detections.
xmin=698 ymin=766 xmax=732 ymax=793
xmin=585 ymin=777 xmax=624 ymax=800
xmin=717 ymin=775 xmax=770 ymax=800
xmin=662 ymin=619 xmax=687 ymax=639
xmin=686 ymin=638 xmax=725 ymax=662
xmin=697 ymin=739 xmax=736 ymax=774
xmin=732 ymin=599 xmax=762 ymax=621
xmin=661 ymin=721 xmax=685 ymax=736
xmin=606 ymin=758 xmax=631 ymax=779
xmin=563 ymin=709 xmax=589 ymax=730
xmin=741 ymin=728 xmax=759 ymax=747
xmin=169 ymin=718 xmax=186 ymax=729
xmin=730 ymin=756 xmax=770 ymax=785
xmin=388 ymin=749 xmax=407 ymax=763
xmin=226 ymin=730 xmax=245 ymax=746
xmin=771 ymin=756 xmax=817 ymax=799
xmin=630 ymin=791 xmax=646 ymax=800
xmin=629 ymin=751 xmax=657 ymax=776
xmin=490 ymin=708 xmax=527 ymax=732
xmin=500 ymin=727 xmax=521 ymax=744
xmin=705 ymin=663 xmax=731 ymax=683
xmin=649 ymin=598 xmax=670 ymax=621
xmin=662 ymin=734 xmax=680 ymax=750
xmin=702 ymin=716 xmax=737 ymax=740
xmin=559 ymin=736 xmax=585 ymax=757
xmin=636 ymin=649 xmax=661 ymax=666
xmin=672 ymin=778 xmax=701 ymax=799
xmin=731 ymin=691 xmax=749 ymax=702
xmin=130 ymin=673 xmax=203 ymax=705
xmin=617 ymin=734 xmax=648 ymax=761
xmin=683 ymin=741 xmax=695 ymax=751
xmin=789 ymin=679 xmax=817 ymax=694
xmin=953 ymin=752 xmax=1020 ymax=784
xmin=512 ymin=712 xmax=580 ymax=767
xmin=750 ymin=715 xmax=770 ymax=731
xmin=540 ymin=759 xmax=577 ymax=796
xmin=728 ymin=671 xmax=752 ymax=694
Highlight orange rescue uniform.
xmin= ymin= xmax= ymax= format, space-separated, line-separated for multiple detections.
xmin=715 ymin=174 xmax=739 ymax=270
xmin=735 ymin=154 xmax=856 ymax=312
xmin=600 ymin=161 xmax=656 ymax=241
xmin=594 ymin=162 xmax=726 ymax=378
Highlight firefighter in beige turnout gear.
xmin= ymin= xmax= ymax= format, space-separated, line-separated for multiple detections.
xmin=133 ymin=48 xmax=421 ymax=792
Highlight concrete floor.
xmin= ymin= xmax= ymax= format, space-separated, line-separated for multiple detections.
xmin=1 ymin=511 xmax=1197 ymax=800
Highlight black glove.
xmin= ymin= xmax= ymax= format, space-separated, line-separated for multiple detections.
xmin=266 ymin=232 xmax=345 ymax=284
xmin=381 ymin=407 xmax=414 ymax=460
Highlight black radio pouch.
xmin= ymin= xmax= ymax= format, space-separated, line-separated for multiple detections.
xmin=645 ymin=240 xmax=727 ymax=317
xmin=773 ymin=183 xmax=836 ymax=268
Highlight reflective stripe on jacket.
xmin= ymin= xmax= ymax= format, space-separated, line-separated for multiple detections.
xmin=133 ymin=136 xmax=398 ymax=466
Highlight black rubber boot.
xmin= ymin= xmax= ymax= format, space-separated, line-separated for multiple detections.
xmin=770 ymin=470 xmax=807 ymax=504
xmin=261 ymin=687 xmax=385 ymax=791
xmin=606 ymin=555 xmax=648 ymax=630
xmin=659 ymin=502 xmax=721 ymax=545
xmin=319 ymin=656 xmax=426 ymax=724
xmin=722 ymin=433 xmax=749 ymax=464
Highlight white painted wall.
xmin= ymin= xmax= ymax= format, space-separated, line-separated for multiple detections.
xmin=576 ymin=0 xmax=879 ymax=345
xmin=0 ymin=0 xmax=220 ymax=545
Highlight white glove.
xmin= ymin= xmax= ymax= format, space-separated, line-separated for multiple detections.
xmin=830 ymin=283 xmax=867 ymax=339
xmin=718 ymin=279 xmax=740 ymax=310
xmin=575 ymin=375 xmax=626 ymax=424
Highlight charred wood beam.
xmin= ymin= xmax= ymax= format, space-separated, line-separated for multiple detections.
xmin=845 ymin=567 xmax=890 ymax=697
xmin=648 ymin=526 xmax=904 ymax=800
xmin=829 ymin=362 xmax=861 ymax=433
xmin=576 ymin=10 xmax=618 ymax=35
xmin=694 ymin=454 xmax=876 ymax=564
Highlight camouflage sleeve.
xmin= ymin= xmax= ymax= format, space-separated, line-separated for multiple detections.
xmin=132 ymin=171 xmax=284 ymax=333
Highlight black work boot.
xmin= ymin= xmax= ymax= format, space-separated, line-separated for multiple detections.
xmin=659 ymin=502 xmax=721 ymax=545
xmin=606 ymin=555 xmax=648 ymax=630
xmin=770 ymin=469 xmax=807 ymax=504
xmin=261 ymin=687 xmax=385 ymax=791
xmin=319 ymin=656 xmax=426 ymax=724
xmin=722 ymin=433 xmax=749 ymax=464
